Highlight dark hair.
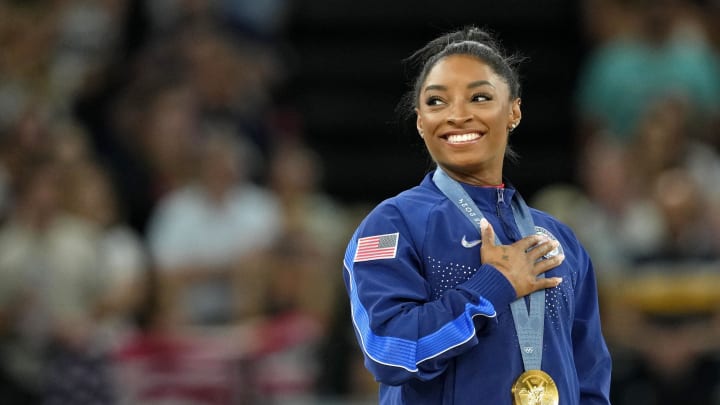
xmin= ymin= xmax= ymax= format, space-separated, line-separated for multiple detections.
xmin=402 ymin=26 xmax=522 ymax=114
xmin=398 ymin=26 xmax=524 ymax=160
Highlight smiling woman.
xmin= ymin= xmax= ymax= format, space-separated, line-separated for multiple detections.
xmin=416 ymin=54 xmax=520 ymax=186
xmin=341 ymin=26 xmax=612 ymax=405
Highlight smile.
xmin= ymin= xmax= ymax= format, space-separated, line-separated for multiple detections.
xmin=444 ymin=132 xmax=482 ymax=144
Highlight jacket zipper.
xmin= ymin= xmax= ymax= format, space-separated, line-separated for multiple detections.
xmin=496 ymin=188 xmax=518 ymax=241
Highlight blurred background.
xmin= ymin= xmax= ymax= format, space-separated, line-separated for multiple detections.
xmin=0 ymin=0 xmax=719 ymax=404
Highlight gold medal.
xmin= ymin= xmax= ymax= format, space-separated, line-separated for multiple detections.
xmin=511 ymin=370 xmax=559 ymax=405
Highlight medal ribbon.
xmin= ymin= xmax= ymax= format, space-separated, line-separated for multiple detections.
xmin=432 ymin=167 xmax=545 ymax=371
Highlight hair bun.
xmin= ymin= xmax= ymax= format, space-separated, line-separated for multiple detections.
xmin=463 ymin=26 xmax=493 ymax=43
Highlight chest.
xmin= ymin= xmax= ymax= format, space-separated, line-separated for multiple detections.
xmin=419 ymin=223 xmax=578 ymax=325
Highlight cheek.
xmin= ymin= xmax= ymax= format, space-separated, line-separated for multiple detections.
xmin=417 ymin=111 xmax=439 ymax=132
xmin=421 ymin=135 xmax=442 ymax=160
xmin=421 ymin=135 xmax=435 ymax=151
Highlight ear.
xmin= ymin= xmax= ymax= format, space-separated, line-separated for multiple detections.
xmin=416 ymin=108 xmax=424 ymax=138
xmin=508 ymin=98 xmax=522 ymax=130
xmin=511 ymin=98 xmax=522 ymax=122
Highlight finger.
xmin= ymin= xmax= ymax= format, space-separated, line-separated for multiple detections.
xmin=533 ymin=253 xmax=565 ymax=274
xmin=480 ymin=218 xmax=495 ymax=247
xmin=515 ymin=233 xmax=546 ymax=252
xmin=535 ymin=277 xmax=563 ymax=290
xmin=527 ymin=240 xmax=559 ymax=262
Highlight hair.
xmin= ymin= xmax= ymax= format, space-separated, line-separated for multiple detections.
xmin=398 ymin=26 xmax=525 ymax=160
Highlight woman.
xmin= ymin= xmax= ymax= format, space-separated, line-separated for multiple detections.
xmin=342 ymin=27 xmax=611 ymax=404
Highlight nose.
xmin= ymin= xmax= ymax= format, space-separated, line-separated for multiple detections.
xmin=446 ymin=102 xmax=472 ymax=125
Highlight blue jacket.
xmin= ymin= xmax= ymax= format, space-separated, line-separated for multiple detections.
xmin=343 ymin=172 xmax=612 ymax=404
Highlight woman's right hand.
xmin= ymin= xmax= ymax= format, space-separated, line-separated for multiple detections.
xmin=479 ymin=218 xmax=563 ymax=298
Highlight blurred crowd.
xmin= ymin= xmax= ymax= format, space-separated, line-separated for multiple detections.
xmin=0 ymin=0 xmax=372 ymax=404
xmin=1 ymin=0 xmax=720 ymax=404
xmin=534 ymin=0 xmax=720 ymax=403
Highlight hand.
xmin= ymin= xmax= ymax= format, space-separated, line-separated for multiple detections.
xmin=479 ymin=218 xmax=564 ymax=298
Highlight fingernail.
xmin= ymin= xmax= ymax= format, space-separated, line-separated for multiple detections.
xmin=480 ymin=218 xmax=488 ymax=230
xmin=556 ymin=277 xmax=563 ymax=286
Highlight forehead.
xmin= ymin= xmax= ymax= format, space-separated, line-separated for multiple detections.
xmin=423 ymin=54 xmax=506 ymax=89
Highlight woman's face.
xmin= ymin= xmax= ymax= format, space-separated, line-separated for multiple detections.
xmin=416 ymin=54 xmax=521 ymax=184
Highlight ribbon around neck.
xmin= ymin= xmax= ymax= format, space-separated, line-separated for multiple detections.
xmin=432 ymin=167 xmax=545 ymax=371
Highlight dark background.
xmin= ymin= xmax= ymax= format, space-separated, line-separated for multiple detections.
xmin=282 ymin=0 xmax=586 ymax=204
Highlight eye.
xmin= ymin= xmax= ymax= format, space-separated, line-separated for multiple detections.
xmin=471 ymin=93 xmax=492 ymax=102
xmin=425 ymin=96 xmax=445 ymax=106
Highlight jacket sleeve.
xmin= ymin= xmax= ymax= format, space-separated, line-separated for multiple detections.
xmin=572 ymin=246 xmax=612 ymax=404
xmin=343 ymin=202 xmax=516 ymax=386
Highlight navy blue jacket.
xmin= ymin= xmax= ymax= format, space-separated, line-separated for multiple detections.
xmin=343 ymin=171 xmax=612 ymax=404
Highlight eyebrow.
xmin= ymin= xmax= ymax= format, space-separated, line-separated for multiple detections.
xmin=423 ymin=80 xmax=496 ymax=93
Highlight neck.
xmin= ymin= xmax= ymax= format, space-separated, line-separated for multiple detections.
xmin=438 ymin=164 xmax=503 ymax=187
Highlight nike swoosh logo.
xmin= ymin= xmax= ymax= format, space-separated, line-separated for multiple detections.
xmin=461 ymin=235 xmax=481 ymax=248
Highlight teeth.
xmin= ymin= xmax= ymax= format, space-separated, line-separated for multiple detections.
xmin=447 ymin=133 xmax=481 ymax=143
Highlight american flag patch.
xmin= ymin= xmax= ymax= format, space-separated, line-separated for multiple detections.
xmin=354 ymin=233 xmax=399 ymax=262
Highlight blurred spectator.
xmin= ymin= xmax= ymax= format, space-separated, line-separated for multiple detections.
xmin=0 ymin=3 xmax=55 ymax=131
xmin=268 ymin=141 xmax=350 ymax=260
xmin=100 ymin=76 xmax=200 ymax=234
xmin=163 ymin=138 xmax=356 ymax=402
xmin=146 ymin=128 xmax=282 ymax=326
xmin=241 ymin=231 xmax=330 ymax=402
xmin=0 ymin=105 xmax=54 ymax=223
xmin=576 ymin=0 xmax=720 ymax=143
xmin=90 ymin=21 xmax=285 ymax=232
xmin=0 ymin=156 xmax=113 ymax=404
xmin=61 ymin=160 xmax=148 ymax=339
xmin=134 ymin=6 xmax=287 ymax=157
xmin=48 ymin=0 xmax=128 ymax=112
xmin=639 ymin=167 xmax=718 ymax=263
xmin=134 ymin=80 xmax=199 ymax=199
xmin=532 ymin=136 xmax=665 ymax=274
xmin=601 ymin=166 xmax=720 ymax=404
xmin=626 ymin=96 xmax=720 ymax=208
xmin=182 ymin=25 xmax=284 ymax=120
xmin=580 ymin=0 xmax=638 ymax=43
